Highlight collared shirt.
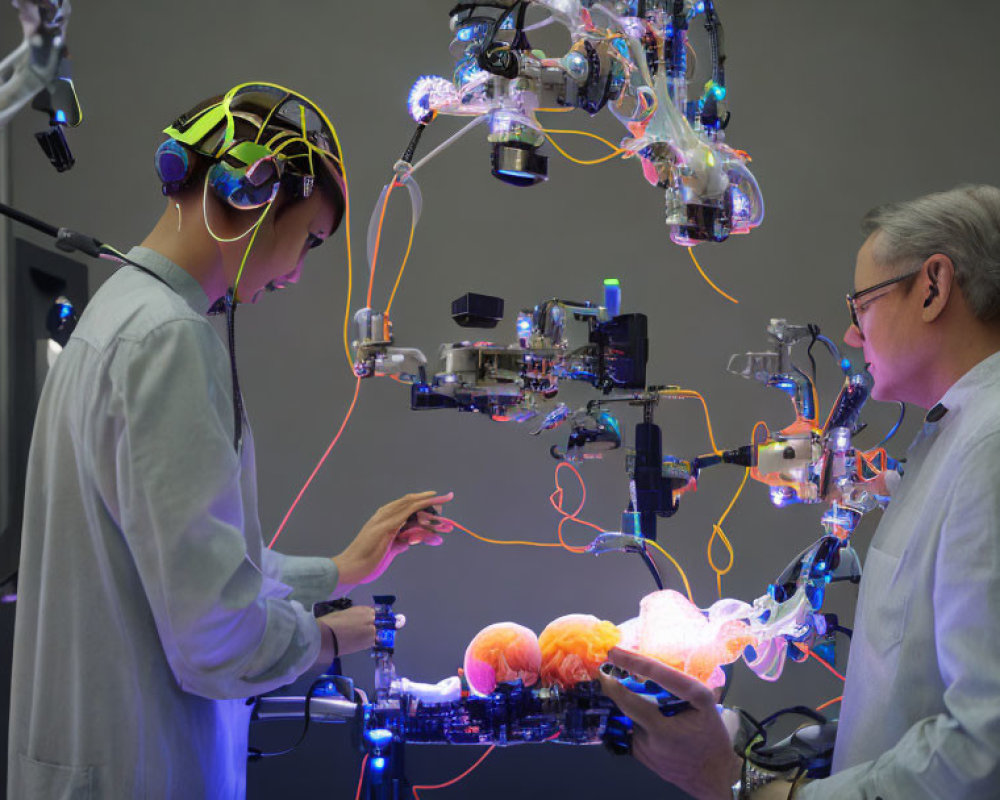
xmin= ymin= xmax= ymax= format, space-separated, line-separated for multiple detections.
xmin=7 ymin=247 xmax=338 ymax=799
xmin=800 ymin=349 xmax=1000 ymax=799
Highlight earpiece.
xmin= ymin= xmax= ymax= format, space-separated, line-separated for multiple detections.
xmin=154 ymin=138 xmax=194 ymax=195
xmin=923 ymin=283 xmax=939 ymax=308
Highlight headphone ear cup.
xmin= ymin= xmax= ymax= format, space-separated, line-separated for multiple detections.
xmin=155 ymin=139 xmax=194 ymax=195
xmin=207 ymin=157 xmax=281 ymax=210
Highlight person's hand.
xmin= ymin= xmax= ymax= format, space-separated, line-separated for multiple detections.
xmin=332 ymin=491 xmax=454 ymax=589
xmin=316 ymin=605 xmax=377 ymax=656
xmin=597 ymin=647 xmax=742 ymax=800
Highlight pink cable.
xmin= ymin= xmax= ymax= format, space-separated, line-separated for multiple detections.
xmin=411 ymin=746 xmax=495 ymax=799
xmin=268 ymin=376 xmax=362 ymax=550
xmin=355 ymin=754 xmax=369 ymax=800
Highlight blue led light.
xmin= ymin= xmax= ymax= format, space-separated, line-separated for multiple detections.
xmin=457 ymin=26 xmax=474 ymax=41
xmin=58 ymin=302 xmax=73 ymax=319
xmin=775 ymin=379 xmax=797 ymax=392
xmin=372 ymin=757 xmax=386 ymax=772
xmin=365 ymin=728 xmax=393 ymax=747
xmin=696 ymin=1 xmax=706 ymax=12
xmin=841 ymin=357 xmax=852 ymax=372
xmin=712 ymin=84 xmax=726 ymax=100
xmin=55 ymin=109 xmax=67 ymax=124
xmin=497 ymin=169 xmax=540 ymax=180
xmin=731 ymin=188 xmax=750 ymax=217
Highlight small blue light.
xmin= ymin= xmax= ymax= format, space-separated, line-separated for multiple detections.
xmin=58 ymin=302 xmax=73 ymax=320
xmin=814 ymin=561 xmax=826 ymax=573
xmin=775 ymin=379 xmax=797 ymax=392
xmin=457 ymin=26 xmax=474 ymax=42
xmin=731 ymin=188 xmax=749 ymax=217
xmin=55 ymin=109 xmax=67 ymax=124
xmin=695 ymin=1 xmax=706 ymax=13
xmin=497 ymin=169 xmax=539 ymax=180
xmin=841 ymin=357 xmax=852 ymax=372
xmin=372 ymin=757 xmax=386 ymax=772
xmin=712 ymin=84 xmax=726 ymax=100
xmin=365 ymin=728 xmax=393 ymax=747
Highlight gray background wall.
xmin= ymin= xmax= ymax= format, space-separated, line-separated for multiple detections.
xmin=2 ymin=1 xmax=999 ymax=797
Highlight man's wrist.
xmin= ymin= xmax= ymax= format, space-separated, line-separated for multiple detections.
xmin=312 ymin=620 xmax=337 ymax=672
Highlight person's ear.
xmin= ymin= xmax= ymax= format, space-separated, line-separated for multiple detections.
xmin=920 ymin=254 xmax=954 ymax=322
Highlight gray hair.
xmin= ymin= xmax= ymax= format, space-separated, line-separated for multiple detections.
xmin=861 ymin=185 xmax=1000 ymax=323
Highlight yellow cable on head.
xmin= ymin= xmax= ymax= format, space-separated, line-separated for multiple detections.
xmin=200 ymin=173 xmax=273 ymax=245
xmin=686 ymin=246 xmax=738 ymax=304
xmin=232 ymin=201 xmax=274 ymax=301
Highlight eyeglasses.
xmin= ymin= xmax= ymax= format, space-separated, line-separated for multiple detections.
xmin=846 ymin=269 xmax=920 ymax=337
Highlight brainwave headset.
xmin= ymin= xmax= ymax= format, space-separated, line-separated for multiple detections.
xmin=154 ymin=82 xmax=345 ymax=224
xmin=152 ymin=83 xmax=348 ymax=453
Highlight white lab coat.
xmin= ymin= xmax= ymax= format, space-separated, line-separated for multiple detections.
xmin=7 ymin=247 xmax=338 ymax=799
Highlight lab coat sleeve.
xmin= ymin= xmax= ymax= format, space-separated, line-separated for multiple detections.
xmin=261 ymin=548 xmax=339 ymax=609
xmin=108 ymin=319 xmax=325 ymax=700
xmin=799 ymin=431 xmax=1000 ymax=799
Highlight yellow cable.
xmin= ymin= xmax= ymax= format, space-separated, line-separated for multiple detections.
xmin=686 ymin=246 xmax=738 ymax=305
xmin=538 ymin=126 xmax=627 ymax=166
xmin=300 ymin=105 xmax=314 ymax=177
xmin=539 ymin=128 xmax=622 ymax=150
xmin=385 ymin=220 xmax=416 ymax=316
xmin=232 ymin=201 xmax=274 ymax=299
xmin=644 ymin=539 xmax=694 ymax=604
xmin=707 ymin=468 xmax=749 ymax=598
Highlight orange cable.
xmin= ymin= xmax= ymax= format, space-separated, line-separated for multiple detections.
xmin=816 ymin=696 xmax=843 ymax=713
xmin=355 ymin=754 xmax=368 ymax=800
xmin=659 ymin=390 xmax=722 ymax=455
xmin=368 ymin=179 xmax=398 ymax=309
xmin=686 ymin=246 xmax=738 ymax=304
xmin=412 ymin=746 xmax=496 ymax=799
xmin=549 ymin=462 xmax=605 ymax=553
xmin=385 ymin=218 xmax=417 ymax=316
xmin=268 ymin=376 xmax=362 ymax=550
xmin=443 ymin=517 xmax=565 ymax=549
xmin=795 ymin=643 xmax=846 ymax=682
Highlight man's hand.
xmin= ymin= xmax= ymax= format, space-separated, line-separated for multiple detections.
xmin=317 ymin=605 xmax=377 ymax=656
xmin=597 ymin=647 xmax=742 ymax=800
xmin=332 ymin=491 xmax=454 ymax=589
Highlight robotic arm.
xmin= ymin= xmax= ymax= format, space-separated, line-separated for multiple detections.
xmin=403 ymin=0 xmax=763 ymax=245
xmin=1 ymin=0 xmax=81 ymax=170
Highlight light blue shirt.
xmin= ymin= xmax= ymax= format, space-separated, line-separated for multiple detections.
xmin=7 ymin=247 xmax=338 ymax=799
xmin=801 ymin=350 xmax=1000 ymax=798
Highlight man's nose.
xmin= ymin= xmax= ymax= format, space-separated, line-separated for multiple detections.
xmin=843 ymin=323 xmax=863 ymax=348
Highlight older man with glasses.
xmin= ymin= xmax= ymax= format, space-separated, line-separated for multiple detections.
xmin=600 ymin=185 xmax=1000 ymax=799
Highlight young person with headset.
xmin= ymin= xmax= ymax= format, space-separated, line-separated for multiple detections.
xmin=7 ymin=82 xmax=453 ymax=799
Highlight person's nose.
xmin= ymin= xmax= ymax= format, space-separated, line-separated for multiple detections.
xmin=843 ymin=323 xmax=863 ymax=348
